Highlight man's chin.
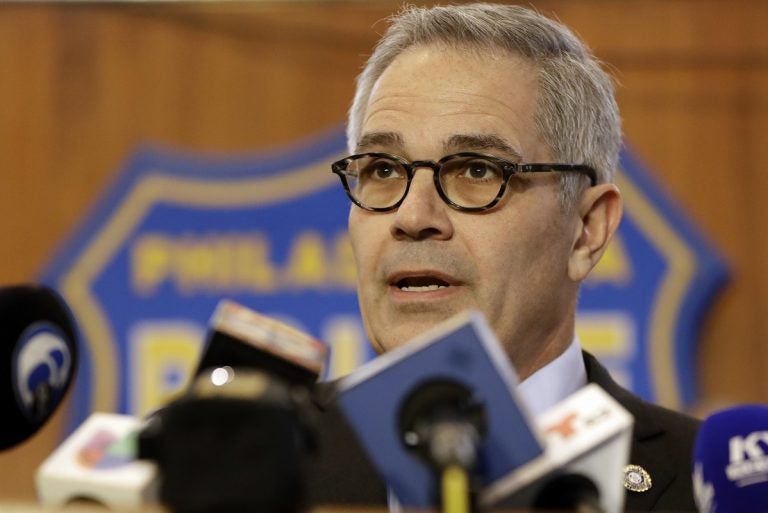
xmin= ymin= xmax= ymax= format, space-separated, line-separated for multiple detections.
xmin=372 ymin=310 xmax=464 ymax=354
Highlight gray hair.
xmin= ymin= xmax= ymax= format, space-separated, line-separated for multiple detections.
xmin=347 ymin=3 xmax=621 ymax=207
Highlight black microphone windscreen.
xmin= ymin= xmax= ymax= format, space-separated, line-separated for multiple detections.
xmin=146 ymin=396 xmax=310 ymax=513
xmin=0 ymin=284 xmax=78 ymax=450
xmin=532 ymin=473 xmax=602 ymax=512
xmin=693 ymin=404 xmax=768 ymax=513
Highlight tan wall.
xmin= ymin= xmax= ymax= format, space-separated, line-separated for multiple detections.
xmin=1 ymin=0 xmax=767 ymax=500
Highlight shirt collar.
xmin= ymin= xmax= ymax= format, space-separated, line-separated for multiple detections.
xmin=516 ymin=336 xmax=586 ymax=416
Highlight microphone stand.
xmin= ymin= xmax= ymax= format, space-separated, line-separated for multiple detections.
xmin=399 ymin=380 xmax=485 ymax=513
xmin=430 ymin=420 xmax=477 ymax=513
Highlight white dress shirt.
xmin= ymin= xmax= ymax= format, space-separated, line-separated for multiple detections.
xmin=517 ymin=336 xmax=587 ymax=416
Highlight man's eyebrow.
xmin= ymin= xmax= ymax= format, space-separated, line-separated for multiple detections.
xmin=445 ymin=134 xmax=524 ymax=161
xmin=356 ymin=132 xmax=404 ymax=152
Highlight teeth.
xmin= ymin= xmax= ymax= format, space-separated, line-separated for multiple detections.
xmin=399 ymin=284 xmax=448 ymax=292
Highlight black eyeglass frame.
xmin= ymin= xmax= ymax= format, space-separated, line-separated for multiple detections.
xmin=331 ymin=151 xmax=598 ymax=212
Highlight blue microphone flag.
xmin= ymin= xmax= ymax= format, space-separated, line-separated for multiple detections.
xmin=337 ymin=310 xmax=544 ymax=507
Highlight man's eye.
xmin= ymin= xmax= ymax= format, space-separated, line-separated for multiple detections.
xmin=463 ymin=160 xmax=501 ymax=181
xmin=363 ymin=160 xmax=403 ymax=180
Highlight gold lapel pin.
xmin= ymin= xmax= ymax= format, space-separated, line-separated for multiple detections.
xmin=623 ymin=464 xmax=652 ymax=492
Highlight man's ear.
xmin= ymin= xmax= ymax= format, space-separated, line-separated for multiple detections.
xmin=568 ymin=183 xmax=623 ymax=282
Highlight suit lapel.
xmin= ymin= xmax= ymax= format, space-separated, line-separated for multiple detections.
xmin=583 ymin=351 xmax=677 ymax=511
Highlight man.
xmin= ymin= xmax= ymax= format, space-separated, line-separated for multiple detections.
xmin=311 ymin=4 xmax=699 ymax=511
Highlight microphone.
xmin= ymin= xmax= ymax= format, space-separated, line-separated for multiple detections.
xmin=692 ymin=404 xmax=768 ymax=513
xmin=398 ymin=378 xmax=486 ymax=472
xmin=37 ymin=379 xmax=317 ymax=512
xmin=336 ymin=309 xmax=632 ymax=512
xmin=36 ymin=412 xmax=159 ymax=509
xmin=138 ymin=299 xmax=327 ymax=513
xmin=37 ymin=299 xmax=327 ymax=512
xmin=481 ymin=382 xmax=633 ymax=513
xmin=0 ymin=284 xmax=78 ymax=450
xmin=336 ymin=309 xmax=546 ymax=508
xmin=193 ymin=299 xmax=327 ymax=387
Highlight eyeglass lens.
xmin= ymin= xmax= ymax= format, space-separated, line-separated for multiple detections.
xmin=343 ymin=154 xmax=505 ymax=209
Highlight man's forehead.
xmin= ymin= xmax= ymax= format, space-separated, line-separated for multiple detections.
xmin=356 ymin=131 xmax=524 ymax=160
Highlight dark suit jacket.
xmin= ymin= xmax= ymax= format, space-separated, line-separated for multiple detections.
xmin=306 ymin=351 xmax=700 ymax=512
xmin=583 ymin=352 xmax=699 ymax=511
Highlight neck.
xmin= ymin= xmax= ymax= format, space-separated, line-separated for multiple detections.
xmin=511 ymin=309 xmax=575 ymax=382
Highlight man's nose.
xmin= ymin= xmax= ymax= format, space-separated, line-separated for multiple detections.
xmin=390 ymin=168 xmax=454 ymax=241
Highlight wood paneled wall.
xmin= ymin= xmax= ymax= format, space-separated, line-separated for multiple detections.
xmin=1 ymin=0 xmax=766 ymax=500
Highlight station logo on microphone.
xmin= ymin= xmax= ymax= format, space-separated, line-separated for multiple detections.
xmin=41 ymin=128 xmax=728 ymax=432
xmin=13 ymin=322 xmax=74 ymax=422
xmin=76 ymin=429 xmax=135 ymax=470
xmin=726 ymin=430 xmax=768 ymax=485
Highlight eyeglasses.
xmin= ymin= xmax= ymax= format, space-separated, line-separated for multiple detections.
xmin=331 ymin=151 xmax=597 ymax=212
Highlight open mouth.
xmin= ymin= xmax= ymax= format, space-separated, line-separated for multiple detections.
xmin=395 ymin=276 xmax=451 ymax=292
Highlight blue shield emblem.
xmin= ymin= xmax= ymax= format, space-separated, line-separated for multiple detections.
xmin=42 ymin=128 xmax=727 ymax=432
